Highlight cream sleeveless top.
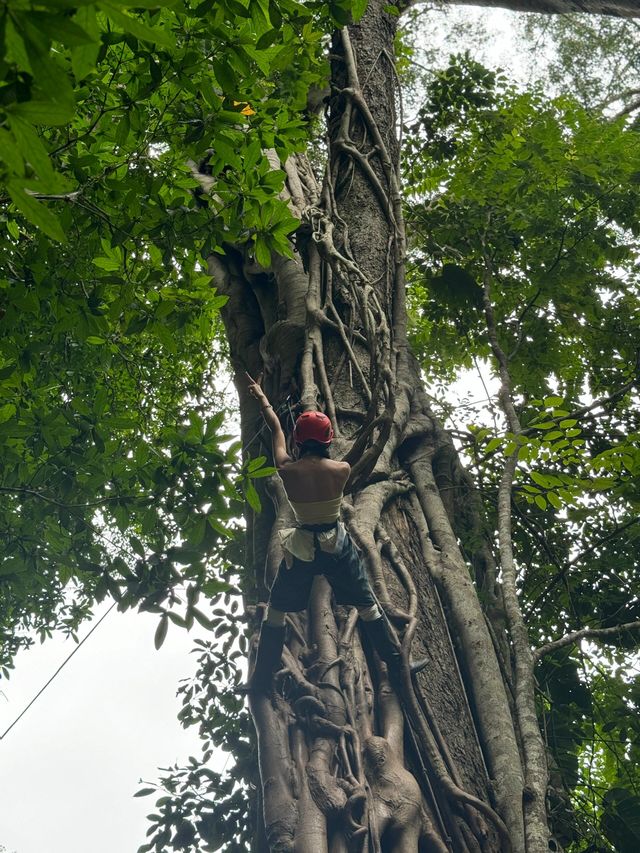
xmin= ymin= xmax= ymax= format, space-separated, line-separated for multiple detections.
xmin=278 ymin=496 xmax=345 ymax=565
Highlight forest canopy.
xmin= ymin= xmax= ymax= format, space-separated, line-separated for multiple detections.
xmin=0 ymin=2 xmax=639 ymax=852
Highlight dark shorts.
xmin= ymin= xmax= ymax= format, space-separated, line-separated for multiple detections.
xmin=269 ymin=530 xmax=376 ymax=613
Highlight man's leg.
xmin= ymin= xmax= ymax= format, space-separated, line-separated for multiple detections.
xmin=242 ymin=606 xmax=287 ymax=694
xmin=358 ymin=607 xmax=403 ymax=673
xmin=323 ymin=537 xmax=403 ymax=674
xmin=242 ymin=557 xmax=313 ymax=694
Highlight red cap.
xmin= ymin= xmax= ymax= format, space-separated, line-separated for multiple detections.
xmin=293 ymin=411 xmax=334 ymax=446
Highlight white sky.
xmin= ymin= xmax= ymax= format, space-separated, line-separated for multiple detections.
xmin=0 ymin=8 xmax=539 ymax=853
xmin=0 ymin=606 xmax=209 ymax=853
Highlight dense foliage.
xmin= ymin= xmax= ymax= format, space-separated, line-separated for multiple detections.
xmin=0 ymin=0 xmax=337 ymax=667
xmin=2 ymin=3 xmax=640 ymax=852
xmin=405 ymin=56 xmax=640 ymax=852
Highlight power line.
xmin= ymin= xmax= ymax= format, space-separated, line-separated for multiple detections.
xmin=0 ymin=602 xmax=116 ymax=742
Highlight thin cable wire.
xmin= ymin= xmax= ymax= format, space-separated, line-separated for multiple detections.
xmin=241 ymin=399 xmax=293 ymax=455
xmin=0 ymin=601 xmax=117 ymax=742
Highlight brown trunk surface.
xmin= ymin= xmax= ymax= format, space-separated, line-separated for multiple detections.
xmin=205 ymin=1 xmax=570 ymax=850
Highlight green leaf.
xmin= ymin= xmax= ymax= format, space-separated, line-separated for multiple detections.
xmin=7 ymin=182 xmax=66 ymax=243
xmin=351 ymin=0 xmax=370 ymax=21
xmin=130 ymin=536 xmax=145 ymax=557
xmin=534 ymin=494 xmax=547 ymax=510
xmin=71 ymin=5 xmax=100 ymax=80
xmin=211 ymin=58 xmax=237 ymax=95
xmin=19 ymin=22 xmax=75 ymax=107
xmin=248 ymin=466 xmax=276 ymax=478
xmin=0 ymin=129 xmax=24 ymax=176
xmin=134 ymin=787 xmax=157 ymax=798
xmin=93 ymin=256 xmax=122 ymax=271
xmin=9 ymin=100 xmax=74 ymax=125
xmin=245 ymin=482 xmax=261 ymax=512
xmin=8 ymin=117 xmax=56 ymax=183
xmin=98 ymin=3 xmax=176 ymax=47
xmin=485 ymin=436 xmax=502 ymax=453
xmin=247 ymin=455 xmax=267 ymax=472
xmin=207 ymin=517 xmax=232 ymax=539
xmin=202 ymin=578 xmax=232 ymax=596
xmin=154 ymin=613 xmax=169 ymax=649
xmin=255 ymin=28 xmax=279 ymax=50
xmin=254 ymin=237 xmax=271 ymax=268
xmin=547 ymin=492 xmax=562 ymax=510
xmin=86 ymin=336 xmax=106 ymax=345
xmin=28 ymin=12 xmax=94 ymax=47
xmin=0 ymin=404 xmax=17 ymax=424
xmin=531 ymin=471 xmax=551 ymax=488
xmin=544 ymin=396 xmax=564 ymax=407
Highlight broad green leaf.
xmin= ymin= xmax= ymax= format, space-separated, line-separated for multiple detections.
xmin=0 ymin=404 xmax=17 ymax=424
xmin=247 ymin=455 xmax=267 ymax=472
xmin=254 ymin=237 xmax=271 ymax=268
xmin=0 ymin=129 xmax=24 ymax=176
xmin=245 ymin=482 xmax=261 ymax=512
xmin=351 ymin=0 xmax=369 ymax=21
xmin=211 ymin=58 xmax=237 ymax=96
xmin=7 ymin=182 xmax=66 ymax=243
xmin=98 ymin=3 xmax=176 ymax=47
xmin=28 ymin=12 xmax=94 ymax=46
xmin=154 ymin=614 xmax=169 ymax=649
xmin=8 ymin=116 xmax=56 ymax=183
xmin=71 ymin=5 xmax=100 ymax=79
xmin=10 ymin=100 xmax=75 ymax=126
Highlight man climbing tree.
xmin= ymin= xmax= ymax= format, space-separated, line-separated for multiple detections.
xmin=242 ymin=372 xmax=402 ymax=695
xmin=205 ymin=4 xmax=528 ymax=849
xmin=1 ymin=1 xmax=639 ymax=852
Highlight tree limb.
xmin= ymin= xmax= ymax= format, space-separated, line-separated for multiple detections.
xmin=533 ymin=620 xmax=640 ymax=662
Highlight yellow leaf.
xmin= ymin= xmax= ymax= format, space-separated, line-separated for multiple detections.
xmin=233 ymin=100 xmax=256 ymax=116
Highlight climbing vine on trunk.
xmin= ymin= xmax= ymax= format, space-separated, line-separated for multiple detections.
xmin=205 ymin=3 xmax=549 ymax=851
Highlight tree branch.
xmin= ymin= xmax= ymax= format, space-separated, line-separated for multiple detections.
xmin=533 ymin=620 xmax=640 ymax=663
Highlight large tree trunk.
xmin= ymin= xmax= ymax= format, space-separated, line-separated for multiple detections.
xmin=208 ymin=2 xmax=558 ymax=850
xmin=424 ymin=0 xmax=640 ymax=16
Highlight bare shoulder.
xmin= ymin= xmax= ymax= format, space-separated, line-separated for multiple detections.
xmin=277 ymin=459 xmax=296 ymax=475
xmin=332 ymin=460 xmax=351 ymax=483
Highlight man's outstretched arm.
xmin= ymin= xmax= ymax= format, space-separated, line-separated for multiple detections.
xmin=245 ymin=372 xmax=293 ymax=468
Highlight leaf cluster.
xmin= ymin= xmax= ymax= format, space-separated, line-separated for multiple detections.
xmin=404 ymin=54 xmax=640 ymax=850
xmin=0 ymin=0 xmax=333 ymax=666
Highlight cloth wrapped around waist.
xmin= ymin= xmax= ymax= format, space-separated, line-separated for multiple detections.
xmin=279 ymin=497 xmax=346 ymax=566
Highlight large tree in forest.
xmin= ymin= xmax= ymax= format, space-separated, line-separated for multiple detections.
xmin=1 ymin=2 xmax=640 ymax=853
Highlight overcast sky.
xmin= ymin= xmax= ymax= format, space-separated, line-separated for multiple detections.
xmin=0 ymin=606 xmax=210 ymax=853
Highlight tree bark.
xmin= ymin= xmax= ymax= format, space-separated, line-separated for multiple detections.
xmin=206 ymin=1 xmax=559 ymax=850
xmin=431 ymin=0 xmax=640 ymax=17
